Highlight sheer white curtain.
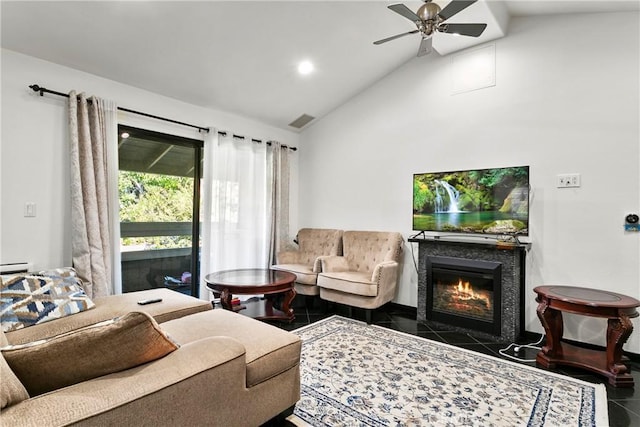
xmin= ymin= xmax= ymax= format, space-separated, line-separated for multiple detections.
xmin=68 ymin=92 xmax=120 ymax=297
xmin=200 ymin=131 xmax=269 ymax=300
xmin=104 ymin=102 xmax=121 ymax=295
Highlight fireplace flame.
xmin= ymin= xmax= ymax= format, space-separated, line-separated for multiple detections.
xmin=453 ymin=279 xmax=491 ymax=309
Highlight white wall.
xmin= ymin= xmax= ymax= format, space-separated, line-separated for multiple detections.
xmin=1 ymin=49 xmax=300 ymax=272
xmin=298 ymin=12 xmax=640 ymax=352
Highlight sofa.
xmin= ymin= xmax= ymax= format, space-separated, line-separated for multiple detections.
xmin=272 ymin=228 xmax=343 ymax=298
xmin=1 ymin=276 xmax=301 ymax=426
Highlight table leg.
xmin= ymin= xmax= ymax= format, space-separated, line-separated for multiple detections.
xmin=264 ymin=295 xmax=276 ymax=314
xmin=281 ymin=288 xmax=297 ymax=321
xmin=220 ymin=288 xmax=233 ymax=311
xmin=606 ymin=316 xmax=633 ymax=381
xmin=210 ymin=290 xmax=220 ymax=309
xmin=536 ymin=297 xmax=564 ymax=364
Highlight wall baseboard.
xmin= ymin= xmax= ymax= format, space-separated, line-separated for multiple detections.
xmin=0 ymin=262 xmax=32 ymax=274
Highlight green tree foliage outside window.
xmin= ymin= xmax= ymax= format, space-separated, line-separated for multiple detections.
xmin=119 ymin=171 xmax=194 ymax=250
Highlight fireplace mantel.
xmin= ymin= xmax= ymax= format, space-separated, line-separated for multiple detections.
xmin=410 ymin=236 xmax=529 ymax=342
xmin=408 ymin=235 xmax=530 ymax=250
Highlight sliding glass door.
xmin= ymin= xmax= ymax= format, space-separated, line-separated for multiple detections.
xmin=117 ymin=125 xmax=202 ymax=297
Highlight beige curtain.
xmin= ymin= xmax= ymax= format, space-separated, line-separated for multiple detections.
xmin=268 ymin=142 xmax=291 ymax=264
xmin=68 ymin=91 xmax=117 ymax=298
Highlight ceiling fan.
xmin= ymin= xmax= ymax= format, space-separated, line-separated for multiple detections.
xmin=374 ymin=0 xmax=487 ymax=57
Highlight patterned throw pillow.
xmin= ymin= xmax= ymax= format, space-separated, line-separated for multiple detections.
xmin=0 ymin=274 xmax=95 ymax=333
xmin=36 ymin=267 xmax=81 ymax=280
xmin=2 ymin=311 xmax=179 ymax=396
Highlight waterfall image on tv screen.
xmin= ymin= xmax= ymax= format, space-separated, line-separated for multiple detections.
xmin=413 ymin=166 xmax=530 ymax=235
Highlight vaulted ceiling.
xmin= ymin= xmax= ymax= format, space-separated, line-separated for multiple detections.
xmin=2 ymin=1 xmax=638 ymax=131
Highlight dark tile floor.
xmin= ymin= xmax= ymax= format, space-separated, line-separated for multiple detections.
xmin=270 ymin=298 xmax=640 ymax=427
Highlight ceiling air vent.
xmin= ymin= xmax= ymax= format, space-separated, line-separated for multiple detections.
xmin=288 ymin=114 xmax=315 ymax=130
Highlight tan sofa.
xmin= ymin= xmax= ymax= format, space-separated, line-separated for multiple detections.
xmin=1 ymin=288 xmax=301 ymax=426
xmin=3 ymin=288 xmax=211 ymax=345
xmin=317 ymin=230 xmax=404 ymax=323
xmin=272 ymin=228 xmax=343 ymax=297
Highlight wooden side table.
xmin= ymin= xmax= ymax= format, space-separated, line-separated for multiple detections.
xmin=534 ymin=285 xmax=640 ymax=387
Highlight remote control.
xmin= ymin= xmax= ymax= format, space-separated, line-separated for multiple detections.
xmin=137 ymin=298 xmax=163 ymax=305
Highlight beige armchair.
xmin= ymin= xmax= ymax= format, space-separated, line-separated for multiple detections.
xmin=272 ymin=228 xmax=343 ymax=297
xmin=317 ymin=231 xmax=403 ymax=323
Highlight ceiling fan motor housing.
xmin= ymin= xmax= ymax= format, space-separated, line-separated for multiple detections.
xmin=416 ymin=2 xmax=441 ymax=35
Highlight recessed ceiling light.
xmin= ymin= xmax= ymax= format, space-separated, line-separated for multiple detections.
xmin=121 ymin=132 xmax=130 ymax=138
xmin=297 ymin=60 xmax=314 ymax=75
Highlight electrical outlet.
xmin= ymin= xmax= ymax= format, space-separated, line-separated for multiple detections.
xmin=557 ymin=173 xmax=581 ymax=188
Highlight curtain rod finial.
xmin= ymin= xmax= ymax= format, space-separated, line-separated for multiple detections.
xmin=29 ymin=84 xmax=44 ymax=96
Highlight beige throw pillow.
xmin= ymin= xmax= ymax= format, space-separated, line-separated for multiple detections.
xmin=2 ymin=311 xmax=179 ymax=396
xmin=0 ymin=329 xmax=8 ymax=347
xmin=0 ymin=353 xmax=30 ymax=408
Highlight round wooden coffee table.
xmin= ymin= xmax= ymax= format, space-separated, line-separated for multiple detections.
xmin=534 ymin=285 xmax=640 ymax=387
xmin=204 ymin=268 xmax=297 ymax=322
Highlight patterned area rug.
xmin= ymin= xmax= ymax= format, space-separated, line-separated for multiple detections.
xmin=290 ymin=316 xmax=608 ymax=427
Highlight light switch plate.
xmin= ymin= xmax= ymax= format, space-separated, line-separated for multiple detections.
xmin=24 ymin=202 xmax=36 ymax=217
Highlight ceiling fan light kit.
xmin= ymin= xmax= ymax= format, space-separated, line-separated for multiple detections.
xmin=417 ymin=2 xmax=441 ymax=23
xmin=375 ymin=0 xmax=488 ymax=57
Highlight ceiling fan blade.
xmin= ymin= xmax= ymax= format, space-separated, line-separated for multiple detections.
xmin=417 ymin=37 xmax=433 ymax=57
xmin=374 ymin=30 xmax=420 ymax=45
xmin=440 ymin=23 xmax=487 ymax=37
xmin=438 ymin=0 xmax=477 ymax=21
xmin=388 ymin=4 xmax=421 ymax=22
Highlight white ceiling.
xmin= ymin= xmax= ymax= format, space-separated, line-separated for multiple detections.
xmin=2 ymin=1 xmax=638 ymax=131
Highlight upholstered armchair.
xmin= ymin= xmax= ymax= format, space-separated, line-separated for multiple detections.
xmin=272 ymin=228 xmax=343 ymax=297
xmin=317 ymin=231 xmax=403 ymax=323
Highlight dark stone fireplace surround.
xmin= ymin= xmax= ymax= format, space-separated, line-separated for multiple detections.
xmin=410 ymin=236 xmax=529 ymax=343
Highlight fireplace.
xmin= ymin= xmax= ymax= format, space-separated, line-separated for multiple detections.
xmin=411 ymin=237 xmax=528 ymax=342
xmin=427 ymin=256 xmax=502 ymax=336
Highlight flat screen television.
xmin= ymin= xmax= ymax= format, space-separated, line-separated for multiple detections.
xmin=413 ymin=166 xmax=530 ymax=236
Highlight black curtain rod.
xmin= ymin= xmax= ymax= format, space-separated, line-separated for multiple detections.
xmin=217 ymin=131 xmax=297 ymax=151
xmin=30 ymin=84 xmax=210 ymax=133
xmin=30 ymin=84 xmax=297 ymax=151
